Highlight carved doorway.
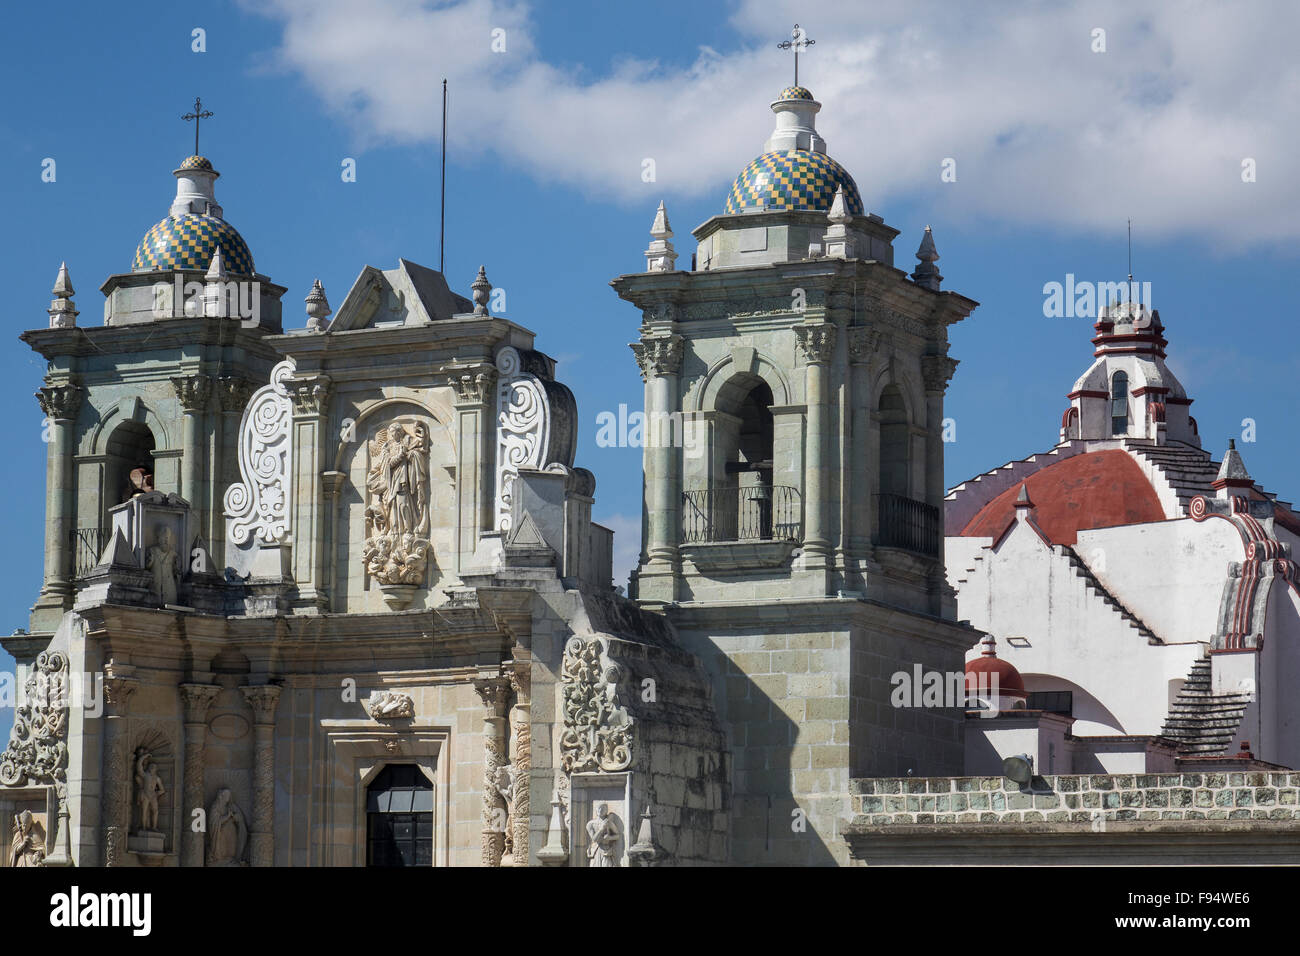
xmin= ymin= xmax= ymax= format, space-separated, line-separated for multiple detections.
xmin=365 ymin=764 xmax=433 ymax=867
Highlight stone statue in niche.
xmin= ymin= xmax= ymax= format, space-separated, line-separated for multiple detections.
xmin=10 ymin=810 xmax=45 ymax=868
xmin=585 ymin=803 xmax=620 ymax=868
xmin=362 ymin=422 xmax=433 ymax=602
xmin=492 ymin=764 xmax=518 ymax=865
xmin=145 ymin=524 xmax=180 ymax=606
xmin=134 ymin=748 xmax=165 ymax=832
xmin=206 ymin=788 xmax=248 ymax=866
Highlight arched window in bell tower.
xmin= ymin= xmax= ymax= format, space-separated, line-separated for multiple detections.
xmin=878 ymin=385 xmax=910 ymax=498
xmin=1110 ymin=371 xmax=1129 ymax=435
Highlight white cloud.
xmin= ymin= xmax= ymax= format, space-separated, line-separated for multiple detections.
xmin=249 ymin=0 xmax=1300 ymax=245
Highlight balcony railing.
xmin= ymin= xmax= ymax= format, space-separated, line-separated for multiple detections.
xmin=682 ymin=485 xmax=802 ymax=544
xmin=876 ymin=493 xmax=940 ymax=556
xmin=70 ymin=527 xmax=109 ymax=579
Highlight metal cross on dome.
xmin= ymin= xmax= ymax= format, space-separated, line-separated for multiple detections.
xmin=777 ymin=24 xmax=814 ymax=86
xmin=182 ymin=97 xmax=214 ymax=156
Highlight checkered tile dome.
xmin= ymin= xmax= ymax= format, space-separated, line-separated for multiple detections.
xmin=132 ymin=213 xmax=255 ymax=274
xmin=179 ymin=155 xmax=214 ymax=171
xmin=779 ymin=86 xmax=815 ymax=101
xmin=724 ymin=149 xmax=864 ymax=215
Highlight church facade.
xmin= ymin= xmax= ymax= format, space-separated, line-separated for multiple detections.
xmin=6 ymin=72 xmax=1300 ymax=868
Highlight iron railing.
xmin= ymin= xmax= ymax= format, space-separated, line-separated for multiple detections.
xmin=682 ymin=484 xmax=802 ymax=544
xmin=70 ymin=527 xmax=109 ymax=579
xmin=876 ymin=493 xmax=940 ymax=556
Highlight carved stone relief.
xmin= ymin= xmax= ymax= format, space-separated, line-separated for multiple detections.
xmin=206 ymin=788 xmax=248 ymax=866
xmin=9 ymin=809 xmax=46 ymax=868
xmin=496 ymin=347 xmax=550 ymax=532
xmin=362 ymin=421 xmax=432 ymax=603
xmin=366 ymin=691 xmax=415 ymax=720
xmin=0 ymin=651 xmax=69 ymax=796
xmin=559 ymin=636 xmax=634 ymax=773
xmin=225 ymin=359 xmax=295 ymax=545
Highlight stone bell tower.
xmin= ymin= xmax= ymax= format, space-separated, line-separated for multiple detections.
xmin=611 ymin=82 xmax=981 ymax=864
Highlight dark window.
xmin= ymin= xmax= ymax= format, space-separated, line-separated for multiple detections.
xmin=1026 ymin=690 xmax=1073 ymax=716
xmin=878 ymin=385 xmax=910 ymax=497
xmin=1110 ymin=372 xmax=1128 ymax=435
xmin=366 ymin=763 xmax=433 ymax=867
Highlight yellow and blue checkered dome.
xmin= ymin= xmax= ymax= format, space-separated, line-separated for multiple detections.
xmin=132 ymin=213 xmax=255 ymax=274
xmin=178 ymin=155 xmax=214 ymax=171
xmin=724 ymin=149 xmax=864 ymax=215
xmin=778 ymin=86 xmax=815 ymax=101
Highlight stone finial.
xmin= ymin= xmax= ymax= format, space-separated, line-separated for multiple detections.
xmin=205 ymin=247 xmax=228 ymax=282
xmin=202 ymin=249 xmax=229 ymax=317
xmin=305 ymin=278 xmax=332 ymax=331
xmin=472 ymin=265 xmax=492 ymax=315
xmin=1213 ymin=438 xmax=1254 ymax=497
xmin=822 ymin=185 xmax=855 ymax=259
xmin=644 ymin=201 xmax=677 ymax=272
xmin=1014 ymin=483 xmax=1034 ymax=510
xmin=911 ymin=225 xmax=943 ymax=291
xmin=48 ymin=262 xmax=78 ymax=328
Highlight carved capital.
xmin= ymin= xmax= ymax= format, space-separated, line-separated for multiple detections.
xmin=630 ymin=334 xmax=684 ymax=382
xmin=240 ymin=684 xmax=282 ymax=724
xmin=921 ymin=353 xmax=960 ymax=393
xmin=474 ymin=676 xmax=510 ymax=716
xmin=216 ymin=375 xmax=256 ymax=414
xmin=35 ymin=384 xmax=84 ymax=422
xmin=102 ymin=675 xmax=139 ymax=711
xmin=171 ymin=374 xmax=213 ymax=411
xmin=287 ymin=374 xmax=332 ymax=415
xmin=449 ymin=368 xmax=498 ymax=406
xmin=507 ymin=660 xmax=531 ymax=699
xmin=179 ymin=683 xmax=221 ymax=724
xmin=794 ymin=322 xmax=836 ymax=365
xmin=847 ymin=327 xmax=882 ymax=365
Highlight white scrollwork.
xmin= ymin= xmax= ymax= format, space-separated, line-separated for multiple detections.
xmin=559 ymin=636 xmax=634 ymax=773
xmin=496 ymin=347 xmax=551 ymax=532
xmin=0 ymin=651 xmax=70 ymax=795
xmin=224 ymin=360 xmax=295 ymax=545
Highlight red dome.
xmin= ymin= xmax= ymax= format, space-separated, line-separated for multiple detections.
xmin=965 ymin=637 xmax=1026 ymax=697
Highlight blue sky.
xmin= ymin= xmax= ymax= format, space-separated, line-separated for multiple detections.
xmin=2 ymin=0 xmax=1298 ymax=742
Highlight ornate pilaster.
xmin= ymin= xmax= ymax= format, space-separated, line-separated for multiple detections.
xmin=794 ymin=322 xmax=836 ymax=568
xmin=629 ymin=333 xmax=684 ymax=603
xmin=172 ymin=374 xmax=212 ymax=517
xmin=508 ymin=662 xmax=531 ymax=866
xmin=448 ymin=365 xmax=498 ymax=574
xmin=240 ymin=684 xmax=281 ymax=867
xmin=34 ymin=384 xmax=84 ymax=623
xmin=179 ymin=683 xmax=219 ymax=867
xmin=474 ymin=676 xmax=510 ymax=867
xmin=287 ymin=373 xmax=332 ymax=609
xmin=101 ymin=674 xmax=138 ymax=868
xmin=847 ymin=328 xmax=880 ymax=561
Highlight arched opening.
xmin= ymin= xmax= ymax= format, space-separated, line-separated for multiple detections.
xmin=1110 ymin=371 xmax=1129 ymax=435
xmin=877 ymin=385 xmax=910 ymax=497
xmin=365 ymin=764 xmax=433 ymax=867
xmin=726 ymin=382 xmax=776 ymax=539
xmin=106 ymin=421 xmax=156 ymax=506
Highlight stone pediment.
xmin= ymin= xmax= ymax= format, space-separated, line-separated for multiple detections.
xmin=328 ymin=259 xmax=473 ymax=332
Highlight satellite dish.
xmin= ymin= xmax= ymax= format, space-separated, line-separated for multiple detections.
xmin=1002 ymin=753 xmax=1034 ymax=785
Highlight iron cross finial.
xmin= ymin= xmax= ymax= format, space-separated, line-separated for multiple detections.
xmin=182 ymin=97 xmax=214 ymax=156
xmin=776 ymin=24 xmax=814 ymax=86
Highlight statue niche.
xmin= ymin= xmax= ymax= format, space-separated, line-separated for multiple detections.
xmin=362 ymin=421 xmax=433 ymax=609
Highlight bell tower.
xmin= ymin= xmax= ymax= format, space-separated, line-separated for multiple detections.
xmin=611 ymin=78 xmax=982 ymax=864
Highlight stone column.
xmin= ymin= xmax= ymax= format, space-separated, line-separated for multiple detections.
xmin=240 ymin=684 xmax=282 ymax=867
xmin=847 ymin=329 xmax=880 ymax=574
xmin=34 ymin=384 xmax=84 ymax=627
xmin=450 ymin=368 xmax=497 ymax=575
xmin=474 ymin=676 xmax=510 ymax=867
xmin=921 ymin=352 xmax=959 ymax=614
xmin=795 ymin=322 xmax=836 ymax=573
xmin=508 ymin=661 xmax=531 ymax=866
xmin=101 ymin=674 xmax=138 ymax=868
xmin=630 ymin=334 xmax=683 ymax=604
xmin=215 ymin=377 xmax=255 ymax=569
xmin=172 ymin=374 xmax=212 ymax=514
xmin=321 ymin=470 xmax=347 ymax=610
xmin=287 ymin=374 xmax=332 ymax=610
xmin=179 ymin=683 xmax=219 ymax=867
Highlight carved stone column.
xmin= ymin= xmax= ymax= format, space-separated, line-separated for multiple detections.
xmin=172 ymin=374 xmax=212 ymax=513
xmin=179 ymin=683 xmax=220 ymax=867
xmin=921 ymin=352 xmax=959 ymax=612
xmin=630 ymin=334 xmax=683 ymax=604
xmin=101 ymin=674 xmax=138 ymax=867
xmin=795 ymin=322 xmax=836 ymax=572
xmin=287 ymin=374 xmax=332 ymax=610
xmin=508 ymin=661 xmax=531 ymax=866
xmin=240 ymin=684 xmax=282 ymax=866
xmin=450 ymin=368 xmax=497 ymax=576
xmin=34 ymin=384 xmax=84 ymax=627
xmin=474 ymin=676 xmax=510 ymax=867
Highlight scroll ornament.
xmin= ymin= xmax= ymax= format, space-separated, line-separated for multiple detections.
xmin=0 ymin=651 xmax=70 ymax=797
xmin=224 ymin=359 xmax=295 ymax=545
